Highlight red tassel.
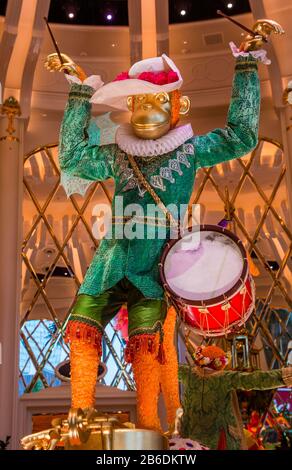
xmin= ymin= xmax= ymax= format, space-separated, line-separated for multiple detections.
xmin=124 ymin=333 xmax=166 ymax=364
xmin=157 ymin=342 xmax=166 ymax=365
xmin=217 ymin=428 xmax=227 ymax=450
xmin=65 ymin=320 xmax=102 ymax=357
xmin=125 ymin=334 xmax=161 ymax=364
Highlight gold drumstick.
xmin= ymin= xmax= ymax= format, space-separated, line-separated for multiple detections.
xmin=44 ymin=16 xmax=65 ymax=65
xmin=217 ymin=9 xmax=267 ymax=42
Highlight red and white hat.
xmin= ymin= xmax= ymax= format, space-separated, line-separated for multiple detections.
xmin=90 ymin=54 xmax=183 ymax=111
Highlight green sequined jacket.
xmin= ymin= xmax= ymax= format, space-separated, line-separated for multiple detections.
xmin=179 ymin=365 xmax=291 ymax=450
xmin=59 ymin=56 xmax=260 ymax=299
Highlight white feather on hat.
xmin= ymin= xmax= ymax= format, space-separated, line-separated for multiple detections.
xmin=90 ymin=54 xmax=183 ymax=111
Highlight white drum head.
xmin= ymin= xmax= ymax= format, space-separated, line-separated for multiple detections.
xmin=164 ymin=230 xmax=244 ymax=302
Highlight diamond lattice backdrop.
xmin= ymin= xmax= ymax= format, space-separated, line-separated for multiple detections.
xmin=21 ymin=138 xmax=291 ymax=395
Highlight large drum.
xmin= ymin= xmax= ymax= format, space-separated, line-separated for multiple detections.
xmin=160 ymin=225 xmax=255 ymax=337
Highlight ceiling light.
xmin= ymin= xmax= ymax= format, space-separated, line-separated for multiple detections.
xmin=227 ymin=2 xmax=233 ymax=8
xmin=106 ymin=13 xmax=113 ymax=21
xmin=68 ymin=12 xmax=75 ymax=19
xmin=180 ymin=9 xmax=186 ymax=16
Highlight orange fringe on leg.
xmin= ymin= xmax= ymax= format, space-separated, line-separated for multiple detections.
xmin=160 ymin=307 xmax=181 ymax=427
xmin=131 ymin=333 xmax=162 ymax=432
xmin=70 ymin=340 xmax=100 ymax=409
xmin=67 ymin=322 xmax=102 ymax=409
xmin=125 ymin=331 xmax=165 ymax=364
xmin=65 ymin=320 xmax=102 ymax=353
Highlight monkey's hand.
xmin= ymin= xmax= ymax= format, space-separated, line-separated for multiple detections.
xmin=240 ymin=19 xmax=284 ymax=52
xmin=44 ymin=53 xmax=87 ymax=81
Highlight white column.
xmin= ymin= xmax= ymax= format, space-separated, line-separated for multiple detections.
xmin=141 ymin=0 xmax=157 ymax=58
xmin=155 ymin=0 xmax=169 ymax=56
xmin=128 ymin=0 xmax=142 ymax=65
xmin=0 ymin=98 xmax=23 ymax=449
xmin=128 ymin=0 xmax=169 ymax=63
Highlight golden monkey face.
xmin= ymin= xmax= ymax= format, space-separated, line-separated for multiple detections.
xmin=127 ymin=91 xmax=190 ymax=140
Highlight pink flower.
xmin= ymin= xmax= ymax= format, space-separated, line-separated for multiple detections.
xmin=138 ymin=71 xmax=160 ymax=84
xmin=113 ymin=71 xmax=130 ymax=81
xmin=168 ymin=71 xmax=179 ymax=83
xmin=137 ymin=70 xmax=179 ymax=85
xmin=112 ymin=69 xmax=179 ymax=85
xmin=155 ymin=72 xmax=169 ymax=85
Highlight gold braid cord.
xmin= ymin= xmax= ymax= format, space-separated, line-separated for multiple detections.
xmin=127 ymin=154 xmax=178 ymax=228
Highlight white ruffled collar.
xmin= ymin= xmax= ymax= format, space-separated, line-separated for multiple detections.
xmin=115 ymin=123 xmax=194 ymax=157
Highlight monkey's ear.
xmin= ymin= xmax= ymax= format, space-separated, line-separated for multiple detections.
xmin=127 ymin=96 xmax=133 ymax=111
xmin=179 ymin=96 xmax=190 ymax=115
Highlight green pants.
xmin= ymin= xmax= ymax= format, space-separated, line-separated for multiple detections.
xmin=68 ymin=278 xmax=167 ymax=338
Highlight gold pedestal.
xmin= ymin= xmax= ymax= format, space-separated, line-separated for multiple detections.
xmin=65 ymin=428 xmax=168 ymax=450
xmin=21 ymin=408 xmax=169 ymax=450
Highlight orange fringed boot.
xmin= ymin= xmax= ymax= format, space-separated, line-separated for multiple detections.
xmin=70 ymin=340 xmax=100 ymax=409
xmin=130 ymin=334 xmax=162 ymax=432
xmin=66 ymin=321 xmax=102 ymax=409
xmin=160 ymin=306 xmax=181 ymax=428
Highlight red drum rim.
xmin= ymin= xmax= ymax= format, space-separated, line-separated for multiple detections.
xmin=183 ymin=276 xmax=255 ymax=337
xmin=160 ymin=224 xmax=248 ymax=308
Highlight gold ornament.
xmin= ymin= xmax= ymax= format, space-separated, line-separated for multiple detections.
xmin=0 ymin=96 xmax=21 ymax=142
